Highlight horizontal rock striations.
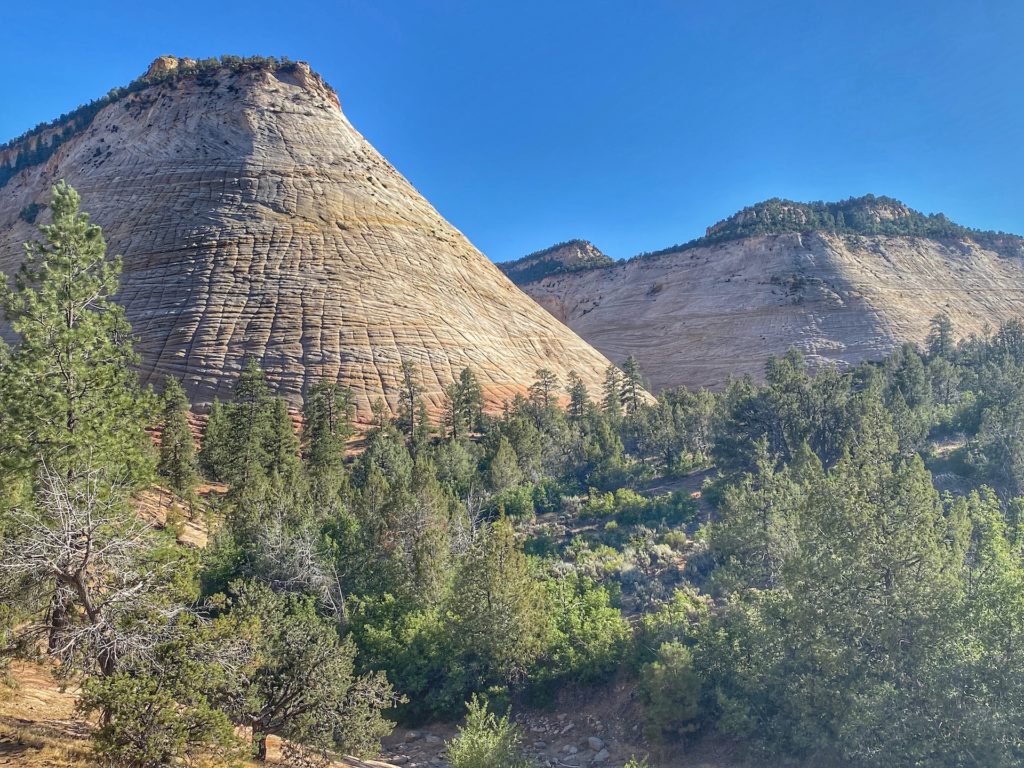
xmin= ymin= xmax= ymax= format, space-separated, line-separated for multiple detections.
xmin=508 ymin=197 xmax=1024 ymax=391
xmin=0 ymin=57 xmax=613 ymax=418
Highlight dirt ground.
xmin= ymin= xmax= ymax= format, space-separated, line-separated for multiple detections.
xmin=0 ymin=662 xmax=396 ymax=768
xmin=0 ymin=661 xmax=755 ymax=768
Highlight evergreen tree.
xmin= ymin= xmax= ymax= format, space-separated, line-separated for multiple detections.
xmin=0 ymin=183 xmax=156 ymax=663
xmin=202 ymin=359 xmax=300 ymax=495
xmin=566 ymin=371 xmax=589 ymax=422
xmin=198 ymin=398 xmax=229 ymax=481
xmin=701 ymin=413 xmax=973 ymax=765
xmin=266 ymin=398 xmax=301 ymax=483
xmin=528 ymin=368 xmax=559 ymax=411
xmin=639 ymin=641 xmax=703 ymax=742
xmin=621 ymin=355 xmax=644 ymax=414
xmin=302 ymin=381 xmax=354 ymax=494
xmin=396 ymin=358 xmax=428 ymax=444
xmin=444 ymin=367 xmax=484 ymax=439
xmin=446 ymin=695 xmax=529 ymax=768
xmin=0 ymin=181 xmax=153 ymax=483
xmin=227 ymin=358 xmax=274 ymax=489
xmin=224 ymin=581 xmax=396 ymax=761
xmin=157 ymin=378 xmax=197 ymax=497
xmin=79 ymin=623 xmax=243 ymax=767
xmin=926 ymin=312 xmax=955 ymax=360
xmin=488 ymin=437 xmax=522 ymax=492
xmin=601 ymin=364 xmax=623 ymax=419
xmin=444 ymin=518 xmax=551 ymax=694
xmin=458 ymin=367 xmax=484 ymax=431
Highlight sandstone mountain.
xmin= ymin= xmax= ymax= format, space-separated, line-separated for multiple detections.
xmin=505 ymin=196 xmax=1024 ymax=392
xmin=499 ymin=239 xmax=616 ymax=284
xmin=0 ymin=56 xmax=613 ymax=418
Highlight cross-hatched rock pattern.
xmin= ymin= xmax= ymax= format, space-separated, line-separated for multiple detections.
xmin=517 ymin=230 xmax=1024 ymax=391
xmin=0 ymin=60 xmax=612 ymax=418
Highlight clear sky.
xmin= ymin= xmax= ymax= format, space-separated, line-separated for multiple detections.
xmin=2 ymin=1 xmax=1022 ymax=262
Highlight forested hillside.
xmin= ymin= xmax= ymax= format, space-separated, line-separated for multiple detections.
xmin=4 ymin=187 xmax=1024 ymax=767
xmin=643 ymin=193 xmax=1024 ymax=258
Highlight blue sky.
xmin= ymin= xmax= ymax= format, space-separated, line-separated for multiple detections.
xmin=2 ymin=1 xmax=1022 ymax=262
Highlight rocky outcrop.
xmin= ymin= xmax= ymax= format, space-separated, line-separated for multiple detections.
xmin=499 ymin=239 xmax=616 ymax=285
xmin=514 ymin=221 xmax=1024 ymax=392
xmin=0 ymin=57 xmax=613 ymax=419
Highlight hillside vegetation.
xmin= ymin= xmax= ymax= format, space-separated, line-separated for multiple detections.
xmin=5 ymin=186 xmax=1024 ymax=767
xmin=503 ymin=196 xmax=1024 ymax=287
xmin=640 ymin=194 xmax=1024 ymax=259
xmin=499 ymin=240 xmax=617 ymax=283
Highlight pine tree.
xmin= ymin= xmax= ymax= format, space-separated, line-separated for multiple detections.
xmin=368 ymin=398 xmax=392 ymax=437
xmin=621 ymin=355 xmax=643 ymax=415
xmin=225 ymin=581 xmax=396 ymax=761
xmin=566 ymin=371 xmax=589 ymax=422
xmin=302 ymin=381 xmax=354 ymax=493
xmin=157 ymin=378 xmax=198 ymax=497
xmin=228 ymin=358 xmax=274 ymax=489
xmin=266 ymin=398 xmax=301 ymax=483
xmin=444 ymin=518 xmax=551 ymax=691
xmin=396 ymin=358 xmax=429 ymax=446
xmin=446 ymin=695 xmax=529 ymax=768
xmin=488 ymin=437 xmax=522 ymax=492
xmin=444 ymin=367 xmax=484 ymax=439
xmin=198 ymin=398 xmax=229 ymax=481
xmin=0 ymin=181 xmax=153 ymax=483
xmin=528 ymin=368 xmax=559 ymax=411
xmin=458 ymin=367 xmax=484 ymax=432
xmin=601 ymin=364 xmax=623 ymax=420
xmin=926 ymin=312 xmax=955 ymax=360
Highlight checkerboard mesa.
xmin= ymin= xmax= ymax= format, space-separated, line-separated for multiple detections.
xmin=0 ymin=56 xmax=612 ymax=420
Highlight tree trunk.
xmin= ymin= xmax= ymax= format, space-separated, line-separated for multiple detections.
xmin=46 ymin=590 xmax=71 ymax=653
xmin=255 ymin=732 xmax=268 ymax=761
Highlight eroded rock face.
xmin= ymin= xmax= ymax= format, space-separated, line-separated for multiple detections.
xmin=516 ymin=230 xmax=1024 ymax=391
xmin=499 ymin=239 xmax=616 ymax=286
xmin=0 ymin=59 xmax=612 ymax=418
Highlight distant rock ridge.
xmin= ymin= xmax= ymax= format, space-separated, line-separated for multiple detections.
xmin=643 ymin=194 xmax=1024 ymax=260
xmin=498 ymin=239 xmax=616 ymax=284
xmin=510 ymin=198 xmax=1024 ymax=392
xmin=0 ymin=56 xmax=614 ymax=419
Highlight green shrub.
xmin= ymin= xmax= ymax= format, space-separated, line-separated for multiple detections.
xmin=532 ymin=477 xmax=564 ymax=513
xmin=639 ymin=641 xmax=703 ymax=742
xmin=534 ymin=573 xmax=629 ymax=697
xmin=80 ymin=670 xmax=241 ymax=768
xmin=487 ymin=485 xmax=536 ymax=517
xmin=446 ymin=695 xmax=529 ymax=768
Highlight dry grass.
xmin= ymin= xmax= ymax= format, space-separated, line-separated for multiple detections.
xmin=0 ymin=662 xmax=91 ymax=767
xmin=135 ymin=481 xmax=228 ymax=548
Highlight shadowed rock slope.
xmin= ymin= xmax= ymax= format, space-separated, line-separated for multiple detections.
xmin=0 ymin=56 xmax=612 ymax=418
xmin=506 ymin=196 xmax=1024 ymax=391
